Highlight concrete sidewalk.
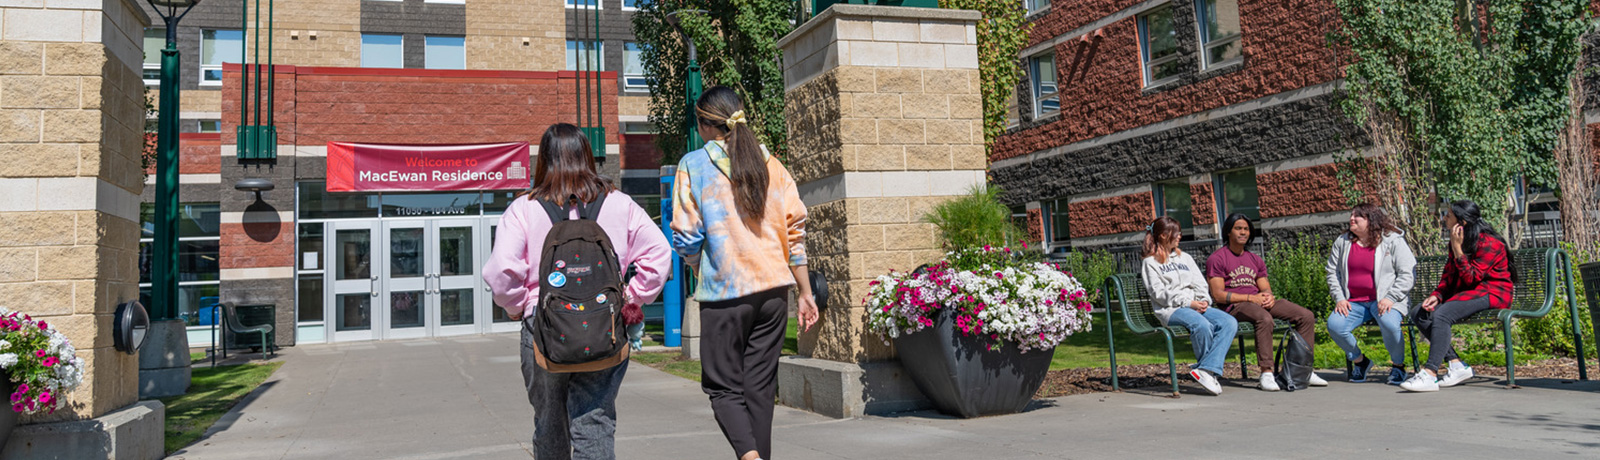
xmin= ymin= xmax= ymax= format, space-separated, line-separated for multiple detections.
xmin=170 ymin=334 xmax=1600 ymax=459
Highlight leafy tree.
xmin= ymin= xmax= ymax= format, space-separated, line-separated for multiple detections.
xmin=632 ymin=0 xmax=796 ymax=165
xmin=1331 ymin=0 xmax=1589 ymax=238
xmin=941 ymin=0 xmax=1029 ymax=155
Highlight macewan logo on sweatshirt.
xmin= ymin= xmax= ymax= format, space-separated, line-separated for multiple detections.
xmin=1158 ymin=262 xmax=1191 ymax=273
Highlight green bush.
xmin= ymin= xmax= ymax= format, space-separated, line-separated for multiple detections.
xmin=1265 ymin=239 xmax=1336 ymax=323
xmin=923 ymin=186 xmax=1026 ymax=252
xmin=1514 ymin=243 xmax=1598 ymax=360
xmin=1055 ymin=250 xmax=1118 ymax=304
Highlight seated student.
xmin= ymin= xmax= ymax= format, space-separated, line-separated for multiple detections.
xmin=1401 ymin=200 xmax=1514 ymax=392
xmin=1324 ymin=203 xmax=1418 ymax=385
xmin=1142 ymin=216 xmax=1238 ymax=396
xmin=1206 ymin=213 xmax=1327 ymax=391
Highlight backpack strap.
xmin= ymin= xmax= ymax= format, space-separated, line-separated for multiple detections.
xmin=537 ymin=199 xmax=569 ymax=224
xmin=578 ymin=193 xmax=607 ymax=221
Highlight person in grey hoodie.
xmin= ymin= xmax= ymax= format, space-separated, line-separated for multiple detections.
xmin=1324 ymin=203 xmax=1417 ymax=385
xmin=1142 ymin=216 xmax=1237 ymax=396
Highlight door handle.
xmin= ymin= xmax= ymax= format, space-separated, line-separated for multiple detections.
xmin=371 ymin=276 xmax=379 ymax=297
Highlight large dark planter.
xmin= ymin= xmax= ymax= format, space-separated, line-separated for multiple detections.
xmin=1580 ymin=262 xmax=1600 ymax=347
xmin=892 ymin=307 xmax=1055 ymax=418
xmin=0 ymin=377 xmax=15 ymax=452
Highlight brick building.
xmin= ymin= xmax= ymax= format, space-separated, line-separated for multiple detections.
xmin=993 ymin=0 xmax=1600 ymax=254
xmin=134 ymin=0 xmax=666 ymax=347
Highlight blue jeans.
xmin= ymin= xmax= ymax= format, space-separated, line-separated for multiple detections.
xmin=1166 ymin=307 xmax=1239 ymax=376
xmin=1327 ymin=300 xmax=1405 ymax=365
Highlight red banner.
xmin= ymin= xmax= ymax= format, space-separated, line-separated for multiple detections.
xmin=326 ymin=142 xmax=531 ymax=192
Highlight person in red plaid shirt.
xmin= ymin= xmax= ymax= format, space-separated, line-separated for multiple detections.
xmin=1401 ymin=200 xmax=1517 ymax=392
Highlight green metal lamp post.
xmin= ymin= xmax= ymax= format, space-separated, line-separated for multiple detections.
xmin=147 ymin=0 xmax=201 ymax=321
xmin=667 ymin=10 xmax=707 ymax=153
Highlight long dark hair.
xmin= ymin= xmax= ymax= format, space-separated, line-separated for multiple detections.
xmin=1446 ymin=200 xmax=1517 ymax=283
xmin=1142 ymin=216 xmax=1182 ymax=262
xmin=1349 ymin=203 xmax=1400 ymax=248
xmin=696 ymin=86 xmax=769 ymax=222
xmin=525 ymin=123 xmax=615 ymax=206
xmin=1221 ymin=213 xmax=1256 ymax=248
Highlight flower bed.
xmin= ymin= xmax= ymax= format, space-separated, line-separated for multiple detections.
xmin=0 ymin=308 xmax=85 ymax=415
xmin=865 ymin=246 xmax=1097 ymax=352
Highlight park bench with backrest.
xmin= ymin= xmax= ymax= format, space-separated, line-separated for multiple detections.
xmin=1103 ymin=272 xmax=1291 ymax=396
xmin=1408 ymin=247 xmax=1588 ymax=387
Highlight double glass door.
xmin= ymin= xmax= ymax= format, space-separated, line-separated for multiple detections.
xmin=328 ymin=217 xmax=485 ymax=341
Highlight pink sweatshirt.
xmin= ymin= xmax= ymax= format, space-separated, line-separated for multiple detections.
xmin=482 ymin=190 xmax=672 ymax=318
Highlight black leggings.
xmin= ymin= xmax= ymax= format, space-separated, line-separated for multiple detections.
xmin=700 ymin=287 xmax=789 ymax=459
xmin=1412 ymin=295 xmax=1494 ymax=373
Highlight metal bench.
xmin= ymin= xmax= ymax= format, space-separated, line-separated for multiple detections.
xmin=1104 ymin=272 xmax=1290 ymax=396
xmin=1408 ymin=247 xmax=1588 ymax=387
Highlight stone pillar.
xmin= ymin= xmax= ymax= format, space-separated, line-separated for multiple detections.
xmin=0 ymin=0 xmax=165 ymax=458
xmin=774 ymin=5 xmax=985 ymax=418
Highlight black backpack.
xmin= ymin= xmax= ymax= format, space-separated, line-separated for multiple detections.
xmin=1273 ymin=329 xmax=1315 ymax=391
xmin=526 ymin=195 xmax=629 ymax=373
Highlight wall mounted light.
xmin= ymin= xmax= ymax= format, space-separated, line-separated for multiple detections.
xmin=235 ymin=178 xmax=275 ymax=201
xmin=113 ymin=300 xmax=150 ymax=354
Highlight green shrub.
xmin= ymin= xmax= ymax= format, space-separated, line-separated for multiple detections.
xmin=1055 ymin=250 xmax=1118 ymax=304
xmin=923 ymin=186 xmax=1026 ymax=252
xmin=1265 ymin=239 xmax=1336 ymax=320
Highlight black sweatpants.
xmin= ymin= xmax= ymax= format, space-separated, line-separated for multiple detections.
xmin=1413 ymin=295 xmax=1495 ymax=373
xmin=700 ymin=286 xmax=789 ymax=460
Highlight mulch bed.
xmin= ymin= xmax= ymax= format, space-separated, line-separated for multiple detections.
xmin=1035 ymin=358 xmax=1600 ymax=398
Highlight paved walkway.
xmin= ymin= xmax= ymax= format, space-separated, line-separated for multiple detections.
xmin=170 ymin=334 xmax=1600 ymax=459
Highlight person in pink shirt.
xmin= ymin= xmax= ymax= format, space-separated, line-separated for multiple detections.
xmin=482 ymin=123 xmax=671 ymax=460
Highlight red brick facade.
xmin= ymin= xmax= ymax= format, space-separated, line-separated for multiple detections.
xmin=1255 ymin=163 xmax=1376 ymax=219
xmin=620 ymin=133 xmax=662 ymax=170
xmin=142 ymin=133 xmax=221 ymax=176
xmin=1026 ymin=208 xmax=1045 ymax=243
xmin=1189 ymin=182 xmax=1216 ymax=226
xmin=222 ymin=64 xmax=620 ymax=147
xmin=219 ymin=222 xmax=295 ymax=270
xmin=1069 ymin=191 xmax=1155 ymax=239
xmin=995 ymin=0 xmax=1343 ymax=162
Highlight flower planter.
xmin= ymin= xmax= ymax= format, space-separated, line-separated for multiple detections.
xmin=893 ymin=307 xmax=1055 ymax=418
xmin=0 ymin=377 xmax=14 ymax=452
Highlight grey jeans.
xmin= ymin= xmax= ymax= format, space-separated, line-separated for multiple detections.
xmin=521 ymin=318 xmax=629 ymax=460
xmin=1412 ymin=295 xmax=1494 ymax=373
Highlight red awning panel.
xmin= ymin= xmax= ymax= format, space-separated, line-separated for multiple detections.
xmin=326 ymin=142 xmax=532 ymax=192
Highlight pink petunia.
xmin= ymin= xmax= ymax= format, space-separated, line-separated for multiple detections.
xmin=11 ymin=404 xmax=21 ymax=413
xmin=37 ymin=391 xmax=50 ymax=406
xmin=37 ymin=321 xmax=47 ymax=330
xmin=42 ymin=357 xmax=57 ymax=367
xmin=17 ymin=384 xmax=27 ymax=394
xmin=34 ymin=350 xmax=46 ymax=358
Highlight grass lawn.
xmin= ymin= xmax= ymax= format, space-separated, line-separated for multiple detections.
xmin=159 ymin=362 xmax=282 ymax=454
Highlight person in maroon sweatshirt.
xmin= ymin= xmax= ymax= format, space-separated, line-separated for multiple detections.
xmin=1401 ymin=200 xmax=1515 ymax=392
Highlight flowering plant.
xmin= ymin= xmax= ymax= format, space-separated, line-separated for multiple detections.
xmin=864 ymin=246 xmax=1095 ymax=353
xmin=0 ymin=307 xmax=84 ymax=415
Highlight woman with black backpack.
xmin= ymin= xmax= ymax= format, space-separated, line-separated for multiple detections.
xmin=671 ymin=86 xmax=819 ymax=460
xmin=483 ymin=123 xmax=672 ymax=459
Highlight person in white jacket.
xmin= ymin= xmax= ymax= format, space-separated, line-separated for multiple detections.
xmin=1324 ymin=203 xmax=1417 ymax=385
xmin=1141 ymin=216 xmax=1237 ymax=395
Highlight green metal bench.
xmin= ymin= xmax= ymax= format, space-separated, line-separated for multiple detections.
xmin=1104 ymin=272 xmax=1290 ymax=396
xmin=1407 ymin=247 xmax=1588 ymax=387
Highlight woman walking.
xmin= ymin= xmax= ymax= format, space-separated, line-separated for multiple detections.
xmin=484 ymin=123 xmax=672 ymax=459
xmin=1324 ymin=203 xmax=1417 ymax=385
xmin=671 ymin=86 xmax=819 ymax=460
xmin=1142 ymin=216 xmax=1237 ymax=395
xmin=1205 ymin=213 xmax=1325 ymax=391
xmin=1401 ymin=200 xmax=1515 ymax=392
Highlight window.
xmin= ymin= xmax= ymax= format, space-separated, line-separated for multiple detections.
xmin=1196 ymin=0 xmax=1242 ymax=68
xmin=1029 ymin=53 xmax=1059 ymax=117
xmin=1047 ymin=198 xmax=1071 ymax=242
xmin=361 ymin=34 xmax=404 ymax=68
xmin=197 ymin=120 xmax=221 ymax=133
xmin=138 ymin=203 xmax=221 ymax=327
xmin=623 ymin=42 xmax=647 ymax=91
xmin=1137 ymin=5 xmax=1180 ymax=87
xmin=143 ymin=28 xmax=164 ymax=86
xmin=566 ymin=40 xmax=604 ymax=71
xmin=621 ymin=121 xmax=657 ymax=134
xmin=424 ymin=36 xmax=465 ymax=70
xmin=1214 ymin=169 xmax=1260 ymax=221
xmin=1026 ymin=0 xmax=1050 ymax=14
xmin=200 ymin=30 xmax=243 ymax=85
xmin=622 ymin=0 xmax=643 ymax=10
xmin=1154 ymin=180 xmax=1194 ymax=230
xmin=566 ymin=0 xmax=598 ymax=8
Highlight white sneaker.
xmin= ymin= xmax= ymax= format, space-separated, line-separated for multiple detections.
xmin=1400 ymin=372 xmax=1440 ymax=392
xmin=1307 ymin=372 xmax=1329 ymax=386
xmin=1259 ymin=372 xmax=1281 ymax=391
xmin=1439 ymin=366 xmax=1474 ymax=388
xmin=1191 ymin=369 xmax=1222 ymax=395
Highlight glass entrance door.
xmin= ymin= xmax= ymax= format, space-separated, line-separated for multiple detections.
xmin=330 ymin=221 xmax=378 ymax=342
xmin=482 ymin=216 xmax=520 ymax=333
xmin=382 ymin=221 xmax=429 ymax=340
xmin=434 ymin=218 xmax=479 ymax=336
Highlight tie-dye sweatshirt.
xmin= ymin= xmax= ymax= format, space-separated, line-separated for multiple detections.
xmin=671 ymin=141 xmax=808 ymax=302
